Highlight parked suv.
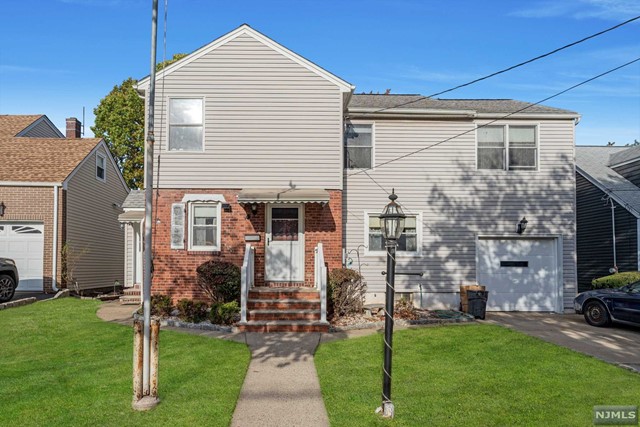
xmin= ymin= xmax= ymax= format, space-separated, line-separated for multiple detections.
xmin=0 ymin=258 xmax=19 ymax=303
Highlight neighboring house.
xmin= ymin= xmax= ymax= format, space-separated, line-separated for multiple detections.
xmin=0 ymin=115 xmax=129 ymax=293
xmin=133 ymin=24 xmax=579 ymax=328
xmin=576 ymin=145 xmax=640 ymax=292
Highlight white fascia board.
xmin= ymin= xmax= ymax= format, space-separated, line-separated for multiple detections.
xmin=348 ymin=107 xmax=476 ymax=119
xmin=576 ymin=166 xmax=640 ymax=219
xmin=136 ymin=24 xmax=354 ymax=94
xmin=0 ymin=181 xmax=60 ymax=187
xmin=16 ymin=115 xmax=65 ymax=138
xmin=608 ymin=157 xmax=640 ymax=169
xmin=475 ymin=112 xmax=581 ymax=120
xmin=63 ymin=140 xmax=130 ymax=193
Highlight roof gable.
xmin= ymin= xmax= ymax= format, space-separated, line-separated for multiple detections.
xmin=136 ymin=24 xmax=353 ymax=93
xmin=16 ymin=115 xmax=64 ymax=138
xmin=0 ymin=115 xmax=43 ymax=137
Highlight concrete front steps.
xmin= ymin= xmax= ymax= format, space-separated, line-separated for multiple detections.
xmin=119 ymin=285 xmax=141 ymax=305
xmin=238 ymin=287 xmax=329 ymax=333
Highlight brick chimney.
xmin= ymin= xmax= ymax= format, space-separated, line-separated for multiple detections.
xmin=65 ymin=117 xmax=82 ymax=138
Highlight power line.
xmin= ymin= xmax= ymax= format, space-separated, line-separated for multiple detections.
xmin=359 ymin=15 xmax=640 ymax=115
xmin=349 ymin=56 xmax=640 ymax=177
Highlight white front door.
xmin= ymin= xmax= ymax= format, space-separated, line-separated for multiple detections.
xmin=266 ymin=205 xmax=304 ymax=282
xmin=0 ymin=223 xmax=44 ymax=291
xmin=477 ymin=238 xmax=559 ymax=312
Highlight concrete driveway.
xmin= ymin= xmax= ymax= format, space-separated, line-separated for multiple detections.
xmin=484 ymin=312 xmax=640 ymax=372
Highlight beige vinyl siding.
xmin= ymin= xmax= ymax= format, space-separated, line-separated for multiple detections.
xmin=65 ymin=145 xmax=128 ymax=290
xmin=124 ymin=223 xmax=134 ymax=286
xmin=344 ymin=118 xmax=577 ymax=311
xmin=150 ymin=33 xmax=343 ymax=189
xmin=21 ymin=119 xmax=62 ymax=138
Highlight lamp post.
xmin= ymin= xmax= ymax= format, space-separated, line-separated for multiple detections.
xmin=377 ymin=189 xmax=405 ymax=418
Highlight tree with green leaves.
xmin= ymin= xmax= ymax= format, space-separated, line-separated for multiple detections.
xmin=92 ymin=54 xmax=187 ymax=189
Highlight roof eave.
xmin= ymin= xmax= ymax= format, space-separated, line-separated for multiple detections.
xmin=347 ymin=107 xmax=476 ymax=119
xmin=475 ymin=112 xmax=581 ymax=120
xmin=576 ymin=165 xmax=640 ymax=219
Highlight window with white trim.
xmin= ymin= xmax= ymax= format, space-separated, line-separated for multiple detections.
xmin=188 ymin=203 xmax=220 ymax=251
xmin=169 ymin=98 xmax=203 ymax=151
xmin=345 ymin=123 xmax=373 ymax=169
xmin=96 ymin=153 xmax=106 ymax=182
xmin=367 ymin=213 xmax=418 ymax=253
xmin=477 ymin=125 xmax=537 ymax=170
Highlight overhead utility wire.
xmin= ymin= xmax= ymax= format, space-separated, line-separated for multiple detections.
xmin=361 ymin=15 xmax=640 ymax=114
xmin=349 ymin=56 xmax=640 ymax=177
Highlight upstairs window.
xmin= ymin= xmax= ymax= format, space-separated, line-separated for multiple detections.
xmin=367 ymin=214 xmax=418 ymax=253
xmin=477 ymin=125 xmax=537 ymax=171
xmin=96 ymin=153 xmax=106 ymax=182
xmin=169 ymin=98 xmax=203 ymax=151
xmin=345 ymin=124 xmax=373 ymax=169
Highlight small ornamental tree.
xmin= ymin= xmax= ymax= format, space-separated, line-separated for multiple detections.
xmin=196 ymin=260 xmax=241 ymax=303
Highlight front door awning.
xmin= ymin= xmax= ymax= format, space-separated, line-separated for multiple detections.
xmin=118 ymin=210 xmax=144 ymax=223
xmin=237 ymin=188 xmax=330 ymax=204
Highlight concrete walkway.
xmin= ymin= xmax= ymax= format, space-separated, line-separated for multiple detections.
xmin=96 ymin=302 xmax=331 ymax=426
xmin=484 ymin=312 xmax=640 ymax=372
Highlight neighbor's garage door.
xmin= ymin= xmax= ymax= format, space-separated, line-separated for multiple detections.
xmin=477 ymin=238 xmax=558 ymax=312
xmin=0 ymin=223 xmax=44 ymax=291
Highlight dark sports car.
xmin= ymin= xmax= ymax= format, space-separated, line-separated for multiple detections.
xmin=574 ymin=282 xmax=640 ymax=327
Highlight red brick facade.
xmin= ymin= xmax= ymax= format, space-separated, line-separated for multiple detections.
xmin=0 ymin=185 xmax=64 ymax=293
xmin=151 ymin=189 xmax=342 ymax=301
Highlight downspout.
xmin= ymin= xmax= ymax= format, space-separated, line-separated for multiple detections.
xmin=51 ymin=184 xmax=59 ymax=292
xmin=606 ymin=196 xmax=618 ymax=273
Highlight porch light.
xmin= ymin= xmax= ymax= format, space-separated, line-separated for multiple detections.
xmin=516 ymin=217 xmax=528 ymax=234
xmin=376 ymin=189 xmax=405 ymax=419
xmin=0 ymin=202 xmax=5 ymax=217
xmin=251 ymin=203 xmax=258 ymax=216
xmin=380 ymin=190 xmax=405 ymax=240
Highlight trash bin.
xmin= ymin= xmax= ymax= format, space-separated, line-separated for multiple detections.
xmin=459 ymin=285 xmax=486 ymax=312
xmin=466 ymin=290 xmax=489 ymax=319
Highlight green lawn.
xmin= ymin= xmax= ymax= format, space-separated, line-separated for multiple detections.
xmin=0 ymin=298 xmax=250 ymax=427
xmin=316 ymin=324 xmax=640 ymax=426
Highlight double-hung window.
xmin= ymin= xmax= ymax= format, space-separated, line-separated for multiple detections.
xmin=96 ymin=153 xmax=106 ymax=182
xmin=367 ymin=213 xmax=418 ymax=253
xmin=477 ymin=125 xmax=537 ymax=170
xmin=188 ymin=203 xmax=220 ymax=251
xmin=169 ymin=98 xmax=203 ymax=151
xmin=345 ymin=123 xmax=373 ymax=169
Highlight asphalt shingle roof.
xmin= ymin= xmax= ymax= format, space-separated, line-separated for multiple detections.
xmin=608 ymin=145 xmax=640 ymax=167
xmin=347 ymin=94 xmax=578 ymax=115
xmin=0 ymin=115 xmax=43 ymax=137
xmin=0 ymin=137 xmax=102 ymax=182
xmin=122 ymin=190 xmax=145 ymax=209
xmin=576 ymin=146 xmax=640 ymax=216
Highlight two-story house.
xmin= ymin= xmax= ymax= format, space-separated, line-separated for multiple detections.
xmin=134 ymin=25 xmax=579 ymax=331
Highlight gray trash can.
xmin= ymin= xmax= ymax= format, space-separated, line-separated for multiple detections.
xmin=467 ymin=290 xmax=488 ymax=319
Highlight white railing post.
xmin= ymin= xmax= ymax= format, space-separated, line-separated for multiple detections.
xmin=240 ymin=243 xmax=254 ymax=323
xmin=315 ymin=242 xmax=328 ymax=323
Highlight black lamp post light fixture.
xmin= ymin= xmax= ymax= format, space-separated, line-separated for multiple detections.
xmin=516 ymin=217 xmax=528 ymax=234
xmin=376 ymin=189 xmax=405 ymax=419
xmin=0 ymin=201 xmax=5 ymax=217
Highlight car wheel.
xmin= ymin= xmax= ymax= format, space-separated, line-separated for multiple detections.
xmin=584 ymin=300 xmax=611 ymax=327
xmin=0 ymin=274 xmax=16 ymax=303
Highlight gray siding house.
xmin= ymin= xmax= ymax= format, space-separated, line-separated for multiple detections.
xmin=133 ymin=24 xmax=579 ymax=319
xmin=576 ymin=146 xmax=640 ymax=291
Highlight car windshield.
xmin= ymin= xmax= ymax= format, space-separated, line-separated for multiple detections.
xmin=620 ymin=281 xmax=640 ymax=293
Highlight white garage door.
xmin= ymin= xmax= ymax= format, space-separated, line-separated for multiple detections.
xmin=477 ymin=238 xmax=559 ymax=312
xmin=0 ymin=223 xmax=44 ymax=291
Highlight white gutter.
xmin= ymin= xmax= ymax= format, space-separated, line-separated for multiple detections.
xmin=51 ymin=184 xmax=59 ymax=292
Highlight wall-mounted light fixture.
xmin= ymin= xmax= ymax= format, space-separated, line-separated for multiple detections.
xmin=251 ymin=203 xmax=258 ymax=216
xmin=0 ymin=201 xmax=5 ymax=217
xmin=516 ymin=217 xmax=528 ymax=234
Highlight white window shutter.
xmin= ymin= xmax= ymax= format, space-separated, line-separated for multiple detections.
xmin=171 ymin=203 xmax=185 ymax=249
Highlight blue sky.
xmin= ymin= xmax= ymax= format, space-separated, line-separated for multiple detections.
xmin=0 ymin=0 xmax=638 ymax=146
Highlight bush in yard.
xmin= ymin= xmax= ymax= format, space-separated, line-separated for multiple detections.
xmin=209 ymin=301 xmax=240 ymax=325
xmin=592 ymin=271 xmax=640 ymax=289
xmin=394 ymin=297 xmax=418 ymax=320
xmin=151 ymin=294 xmax=174 ymax=317
xmin=176 ymin=299 xmax=209 ymax=323
xmin=196 ymin=260 xmax=241 ymax=303
xmin=328 ymin=268 xmax=366 ymax=318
